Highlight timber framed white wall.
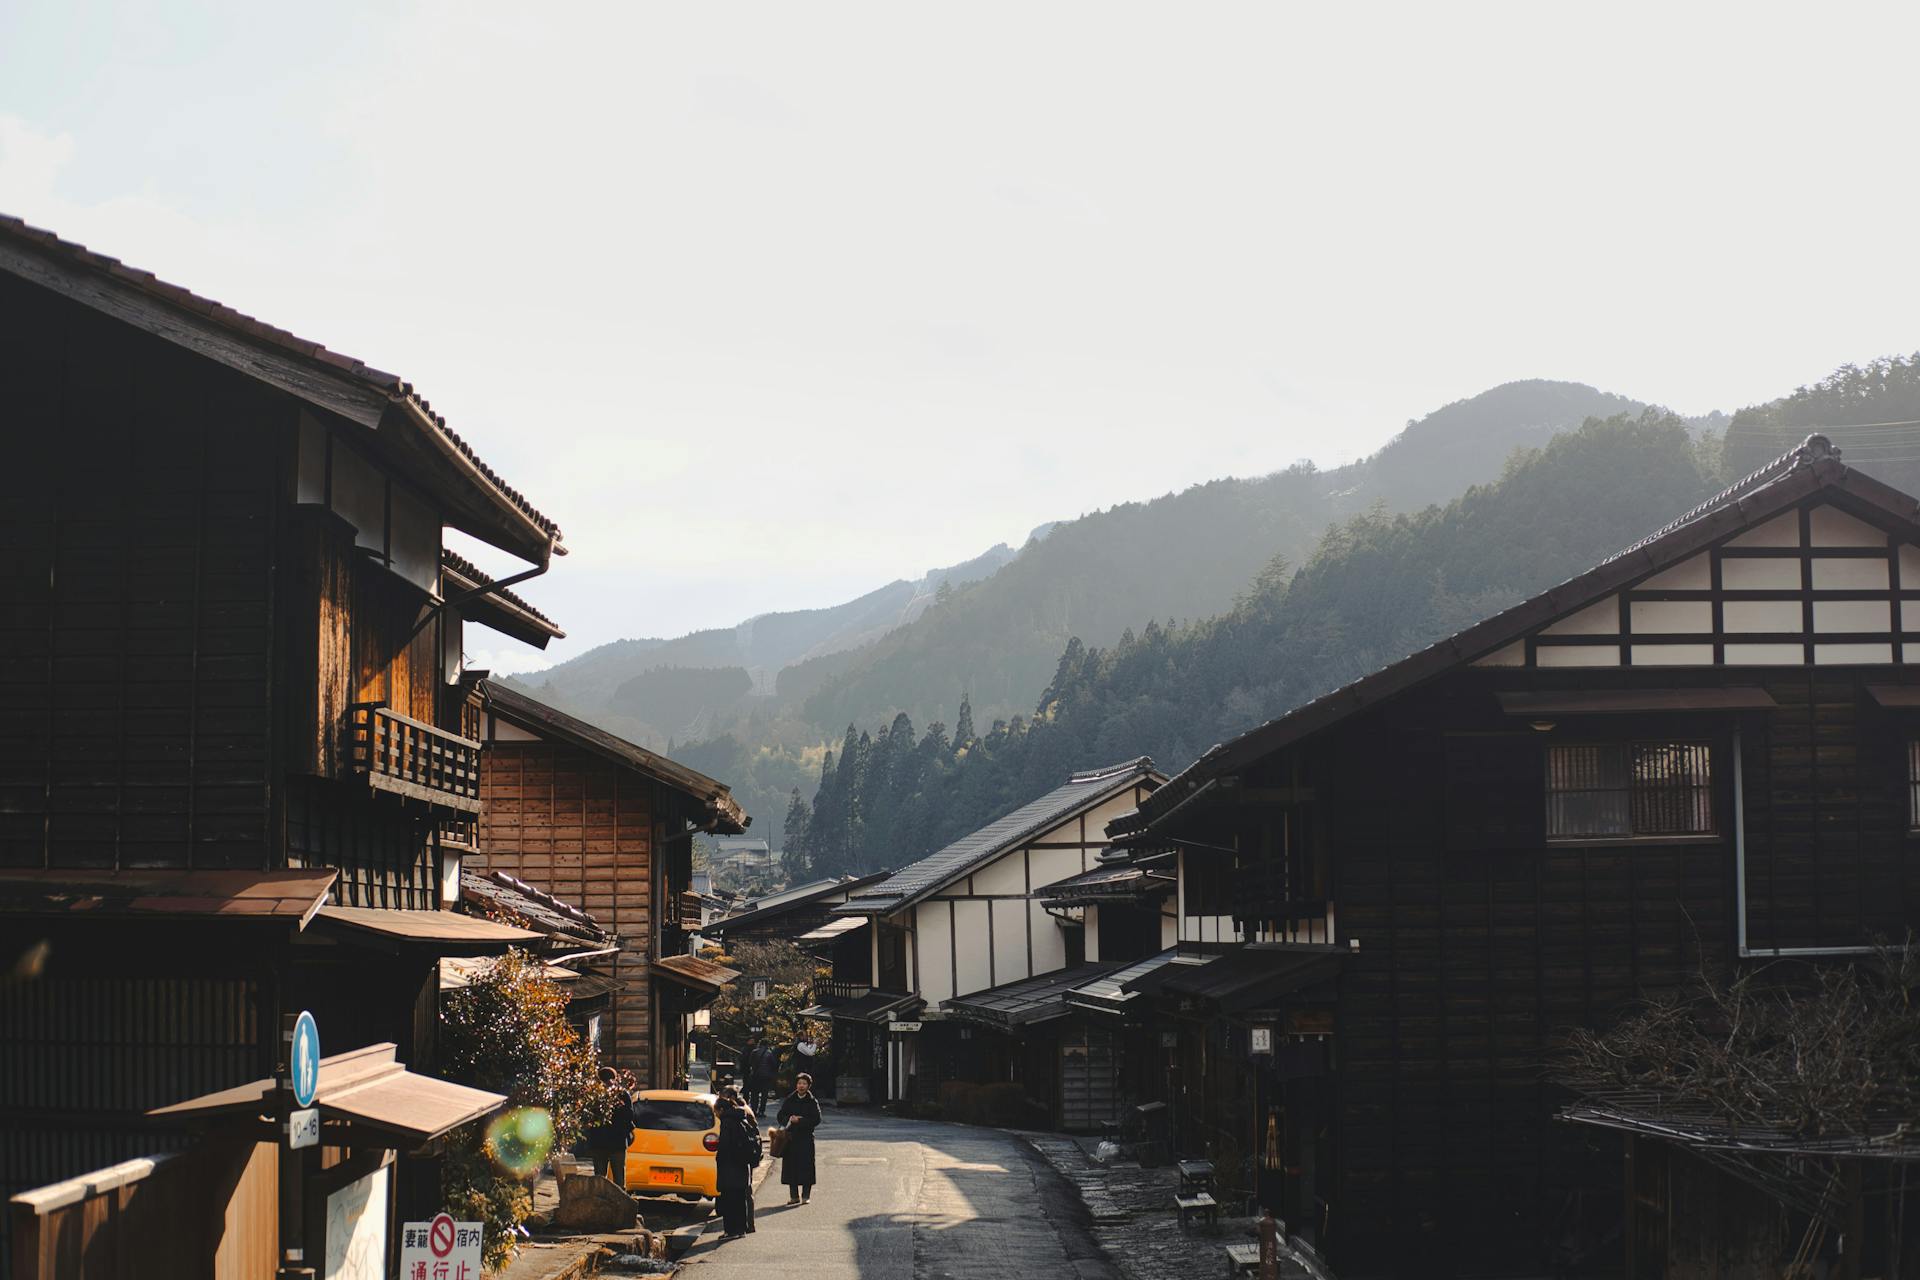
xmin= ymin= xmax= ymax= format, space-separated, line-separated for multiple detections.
xmin=903 ymin=783 xmax=1157 ymax=1006
xmin=1472 ymin=501 xmax=1920 ymax=669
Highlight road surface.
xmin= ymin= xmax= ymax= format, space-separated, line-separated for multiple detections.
xmin=675 ymin=1109 xmax=1118 ymax=1280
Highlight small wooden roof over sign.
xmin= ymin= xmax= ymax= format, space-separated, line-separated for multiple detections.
xmin=652 ymin=953 xmax=742 ymax=994
xmin=150 ymin=1042 xmax=505 ymax=1146
xmin=308 ymin=905 xmax=541 ymax=955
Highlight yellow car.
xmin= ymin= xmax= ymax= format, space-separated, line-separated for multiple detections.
xmin=624 ymin=1090 xmax=720 ymax=1199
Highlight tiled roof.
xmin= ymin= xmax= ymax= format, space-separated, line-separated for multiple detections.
xmin=0 ymin=214 xmax=561 ymax=548
xmin=460 ymin=869 xmax=606 ymax=944
xmin=1118 ymin=435 xmax=1920 ymax=841
xmin=943 ymin=962 xmax=1121 ymax=1027
xmin=1067 ymin=948 xmax=1204 ymax=1015
xmin=441 ymin=550 xmax=563 ymax=639
xmin=1033 ymin=861 xmax=1174 ymax=906
xmin=837 ymin=759 xmax=1161 ymax=916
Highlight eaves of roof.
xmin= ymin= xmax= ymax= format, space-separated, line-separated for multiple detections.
xmin=0 ymin=214 xmax=562 ymax=563
xmin=836 ymin=758 xmax=1165 ymax=918
xmin=1118 ymin=438 xmax=1920 ymax=842
xmin=442 ymin=550 xmax=564 ymax=647
xmin=705 ymin=872 xmax=890 ymax=937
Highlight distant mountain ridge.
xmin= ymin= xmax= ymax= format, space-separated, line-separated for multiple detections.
xmin=512 ymin=376 xmax=1694 ymax=843
xmin=505 ymin=541 xmax=1018 ymax=742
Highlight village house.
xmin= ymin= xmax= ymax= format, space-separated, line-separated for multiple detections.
xmin=0 ymin=214 xmax=571 ymax=1278
xmin=826 ymin=759 xmax=1166 ymax=1118
xmin=1106 ymin=435 xmax=1920 ymax=1277
xmin=468 ymin=678 xmax=747 ymax=1088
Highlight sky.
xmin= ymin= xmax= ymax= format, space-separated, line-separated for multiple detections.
xmin=5 ymin=3 xmax=1920 ymax=673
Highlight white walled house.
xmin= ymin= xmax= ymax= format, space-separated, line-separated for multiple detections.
xmin=824 ymin=759 xmax=1165 ymax=1116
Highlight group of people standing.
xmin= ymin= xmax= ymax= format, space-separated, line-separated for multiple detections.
xmin=713 ymin=1070 xmax=822 ymax=1240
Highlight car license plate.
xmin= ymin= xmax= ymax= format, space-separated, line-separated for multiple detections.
xmin=651 ymin=1167 xmax=682 ymax=1185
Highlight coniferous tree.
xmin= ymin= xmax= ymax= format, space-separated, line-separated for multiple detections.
xmin=782 ymin=788 xmax=813 ymax=878
xmin=953 ymin=695 xmax=976 ymax=754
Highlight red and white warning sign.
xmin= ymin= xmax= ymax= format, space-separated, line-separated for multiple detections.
xmin=398 ymin=1212 xmax=483 ymax=1280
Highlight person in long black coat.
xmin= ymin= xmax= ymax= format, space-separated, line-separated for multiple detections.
xmin=713 ymin=1088 xmax=760 ymax=1239
xmin=776 ymin=1072 xmax=822 ymax=1204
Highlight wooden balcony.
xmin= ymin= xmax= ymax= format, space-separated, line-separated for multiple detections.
xmin=817 ymin=979 xmax=873 ymax=1003
xmin=347 ymin=702 xmax=483 ymax=813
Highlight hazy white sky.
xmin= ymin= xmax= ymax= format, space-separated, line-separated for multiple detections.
xmin=5 ymin=3 xmax=1918 ymax=672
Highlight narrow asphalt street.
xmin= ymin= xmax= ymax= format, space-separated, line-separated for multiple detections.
xmin=676 ymin=1110 xmax=1120 ymax=1280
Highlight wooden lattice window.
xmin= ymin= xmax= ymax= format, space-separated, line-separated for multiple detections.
xmin=1547 ymin=741 xmax=1714 ymax=839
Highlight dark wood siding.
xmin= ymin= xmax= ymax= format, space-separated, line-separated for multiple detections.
xmin=1255 ymin=665 xmax=1920 ymax=1276
xmin=0 ymin=274 xmax=281 ymax=872
xmin=474 ymin=740 xmax=658 ymax=1080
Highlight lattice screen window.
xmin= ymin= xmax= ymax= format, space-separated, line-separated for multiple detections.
xmin=1547 ymin=741 xmax=1714 ymax=839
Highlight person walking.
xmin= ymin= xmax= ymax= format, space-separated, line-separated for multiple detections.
xmin=775 ymin=1071 xmax=822 ymax=1205
xmin=583 ymin=1067 xmax=635 ymax=1187
xmin=746 ymin=1040 xmax=778 ymax=1113
xmin=713 ymin=1086 xmax=761 ymax=1240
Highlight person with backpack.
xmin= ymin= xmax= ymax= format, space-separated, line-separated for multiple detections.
xmin=582 ymin=1066 xmax=636 ymax=1187
xmin=713 ymin=1085 xmax=761 ymax=1240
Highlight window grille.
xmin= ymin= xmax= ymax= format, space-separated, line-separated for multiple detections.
xmin=1547 ymin=741 xmax=1713 ymax=839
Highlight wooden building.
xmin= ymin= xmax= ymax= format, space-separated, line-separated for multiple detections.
xmin=0 ymin=215 xmax=564 ymax=1277
xmin=1107 ymin=435 xmax=1920 ymax=1276
xmin=828 ymin=759 xmax=1165 ymax=1113
xmin=468 ymin=679 xmax=747 ymax=1089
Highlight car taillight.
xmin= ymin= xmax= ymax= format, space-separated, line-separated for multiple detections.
xmin=702 ymin=1133 xmax=719 ymax=1152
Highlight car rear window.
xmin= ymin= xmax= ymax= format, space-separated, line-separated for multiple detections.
xmin=632 ymin=1099 xmax=714 ymax=1132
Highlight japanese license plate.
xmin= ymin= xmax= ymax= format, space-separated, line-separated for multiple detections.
xmin=651 ymin=1167 xmax=682 ymax=1185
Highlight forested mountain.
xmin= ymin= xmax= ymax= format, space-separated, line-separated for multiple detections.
xmin=1722 ymin=354 xmax=1920 ymax=488
xmin=787 ymin=413 xmax=1724 ymax=877
xmin=507 ymin=377 xmax=1719 ymax=848
xmin=503 ymin=541 xmax=1019 ymax=743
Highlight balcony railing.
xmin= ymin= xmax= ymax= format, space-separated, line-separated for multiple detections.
xmin=816 ymin=979 xmax=872 ymax=1003
xmin=348 ymin=702 xmax=483 ymax=813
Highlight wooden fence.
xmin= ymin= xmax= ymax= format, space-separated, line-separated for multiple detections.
xmin=9 ymin=1136 xmax=276 ymax=1280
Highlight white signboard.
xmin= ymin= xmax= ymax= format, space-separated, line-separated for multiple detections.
xmin=887 ymin=1021 xmax=922 ymax=1033
xmin=288 ymin=1107 xmax=320 ymax=1150
xmin=1250 ymin=1027 xmax=1274 ymax=1055
xmin=398 ymin=1213 xmax=484 ymax=1280
xmin=323 ymin=1167 xmax=389 ymax=1280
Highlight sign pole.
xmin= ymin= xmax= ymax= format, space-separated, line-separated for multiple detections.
xmin=277 ymin=1010 xmax=320 ymax=1280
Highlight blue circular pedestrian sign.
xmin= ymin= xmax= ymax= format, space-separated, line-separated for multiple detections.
xmin=291 ymin=1010 xmax=320 ymax=1107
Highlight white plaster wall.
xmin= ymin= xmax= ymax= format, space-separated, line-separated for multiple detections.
xmin=1727 ymin=512 xmax=1800 ymax=547
xmin=1082 ymin=791 xmax=1150 ymax=845
xmin=916 ymin=902 xmax=954 ymax=1006
xmin=1726 ymin=643 xmax=1805 ymax=665
xmin=1815 ymin=600 xmax=1891 ymax=632
xmin=1029 ymin=847 xmax=1088 ymax=892
xmin=969 ymin=852 xmax=1027 ymax=896
xmin=1084 ymin=904 xmax=1101 ymax=962
xmin=991 ymin=898 xmax=1028 ymax=981
xmin=1161 ymin=911 xmax=1178 ymax=948
xmin=1812 ymin=558 xmax=1889 ymax=590
xmin=1630 ymin=600 xmax=1712 ymax=633
xmin=1816 ymin=643 xmax=1893 ymax=665
xmin=1640 ymin=552 xmax=1711 ymax=589
xmin=1723 ymin=558 xmax=1803 ymax=590
xmin=1902 ymin=545 xmax=1920 ymax=584
xmin=1031 ymin=902 xmax=1068 ymax=973
xmin=1631 ymin=644 xmax=1715 ymax=666
xmin=1810 ymin=505 xmax=1886 ymax=546
xmin=1543 ymin=599 xmax=1620 ymax=635
xmin=952 ymin=899 xmax=993 ymax=997
xmin=1724 ymin=601 xmax=1802 ymax=633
